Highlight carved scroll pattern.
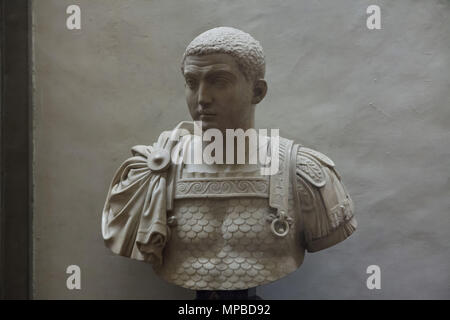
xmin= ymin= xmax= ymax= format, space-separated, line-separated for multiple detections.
xmin=296 ymin=155 xmax=326 ymax=187
xmin=175 ymin=179 xmax=269 ymax=198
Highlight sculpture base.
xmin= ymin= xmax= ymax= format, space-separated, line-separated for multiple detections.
xmin=195 ymin=288 xmax=262 ymax=300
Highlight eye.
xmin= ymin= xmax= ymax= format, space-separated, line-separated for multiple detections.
xmin=185 ymin=78 xmax=198 ymax=89
xmin=211 ymin=77 xmax=229 ymax=87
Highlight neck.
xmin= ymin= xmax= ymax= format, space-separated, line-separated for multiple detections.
xmin=188 ymin=128 xmax=264 ymax=167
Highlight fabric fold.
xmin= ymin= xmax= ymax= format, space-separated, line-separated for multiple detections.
xmin=102 ymin=142 xmax=170 ymax=266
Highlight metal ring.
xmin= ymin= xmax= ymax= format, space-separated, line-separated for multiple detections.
xmin=271 ymin=218 xmax=289 ymax=237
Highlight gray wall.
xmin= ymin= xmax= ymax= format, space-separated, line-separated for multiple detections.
xmin=32 ymin=0 xmax=450 ymax=299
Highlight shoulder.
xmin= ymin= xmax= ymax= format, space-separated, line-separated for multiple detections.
xmin=295 ymin=146 xmax=336 ymax=188
xmin=130 ymin=121 xmax=195 ymax=161
xmin=130 ymin=130 xmax=172 ymax=158
xmin=292 ymin=144 xmax=357 ymax=252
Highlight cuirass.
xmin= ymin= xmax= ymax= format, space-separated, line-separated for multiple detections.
xmin=153 ymin=163 xmax=306 ymax=290
xmin=103 ymin=127 xmax=356 ymax=291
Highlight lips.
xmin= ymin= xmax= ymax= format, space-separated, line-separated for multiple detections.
xmin=198 ymin=112 xmax=216 ymax=117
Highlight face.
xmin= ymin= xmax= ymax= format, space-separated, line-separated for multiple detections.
xmin=183 ymin=53 xmax=255 ymax=132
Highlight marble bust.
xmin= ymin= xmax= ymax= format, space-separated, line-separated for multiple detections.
xmin=102 ymin=27 xmax=356 ymax=294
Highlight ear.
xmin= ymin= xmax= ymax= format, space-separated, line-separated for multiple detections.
xmin=251 ymin=79 xmax=268 ymax=105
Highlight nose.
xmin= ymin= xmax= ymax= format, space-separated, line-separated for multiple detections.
xmin=198 ymin=82 xmax=213 ymax=108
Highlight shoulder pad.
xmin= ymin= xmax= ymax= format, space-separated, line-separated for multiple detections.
xmin=298 ymin=147 xmax=335 ymax=168
xmin=296 ymin=152 xmax=326 ymax=188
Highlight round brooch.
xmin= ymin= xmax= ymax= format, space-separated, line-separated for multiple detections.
xmin=147 ymin=148 xmax=171 ymax=172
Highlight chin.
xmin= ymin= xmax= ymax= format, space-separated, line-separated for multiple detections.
xmin=196 ymin=119 xmax=219 ymax=131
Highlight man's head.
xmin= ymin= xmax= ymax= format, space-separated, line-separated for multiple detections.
xmin=181 ymin=27 xmax=268 ymax=132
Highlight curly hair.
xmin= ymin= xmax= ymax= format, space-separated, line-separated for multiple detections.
xmin=181 ymin=27 xmax=265 ymax=82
